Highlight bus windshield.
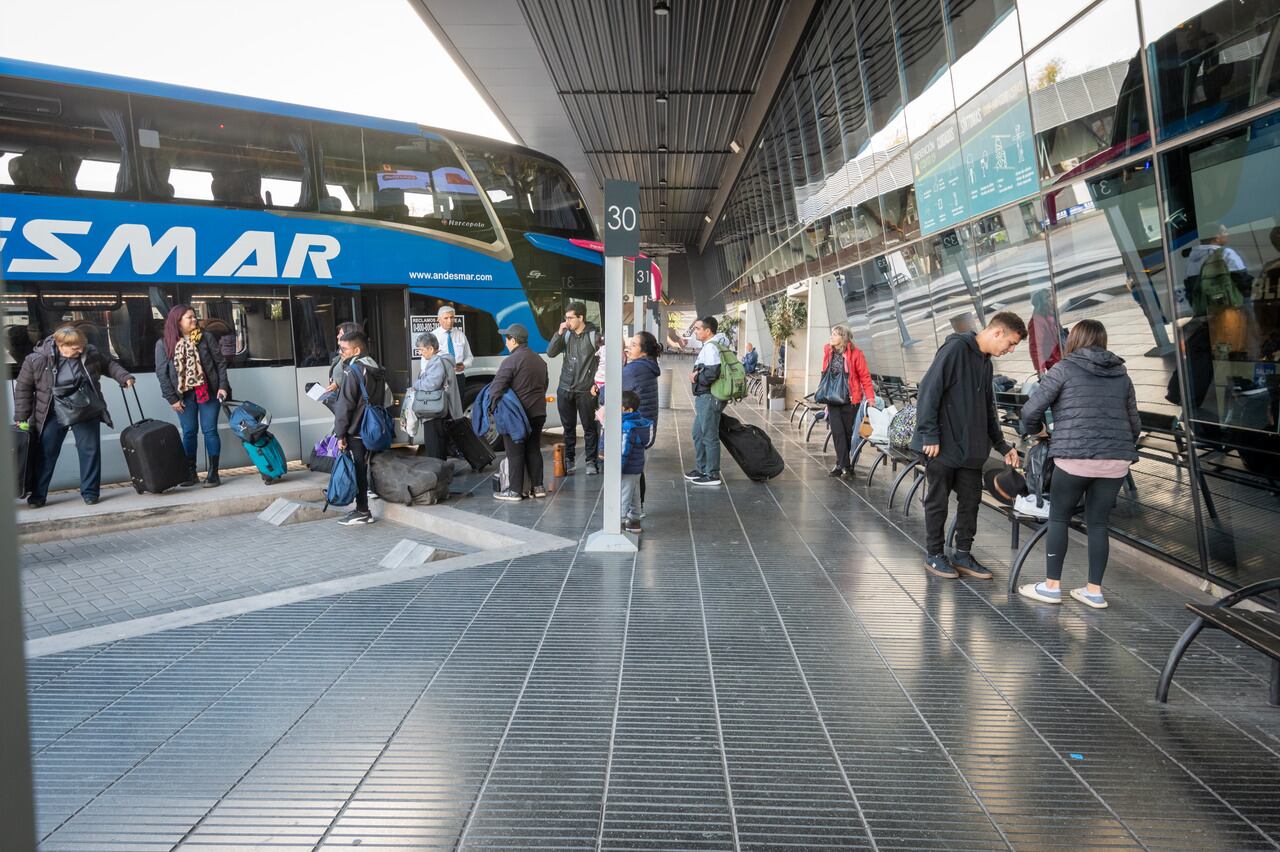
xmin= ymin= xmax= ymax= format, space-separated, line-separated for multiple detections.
xmin=459 ymin=144 xmax=595 ymax=239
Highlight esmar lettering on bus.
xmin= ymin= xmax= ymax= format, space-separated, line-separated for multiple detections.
xmin=0 ymin=218 xmax=341 ymax=280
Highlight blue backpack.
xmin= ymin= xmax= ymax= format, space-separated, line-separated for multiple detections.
xmin=352 ymin=365 xmax=394 ymax=452
xmin=325 ymin=451 xmax=358 ymax=511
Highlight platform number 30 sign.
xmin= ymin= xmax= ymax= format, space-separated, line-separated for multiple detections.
xmin=604 ymin=179 xmax=640 ymax=258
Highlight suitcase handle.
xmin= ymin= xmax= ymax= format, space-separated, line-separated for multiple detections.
xmin=119 ymin=383 xmax=148 ymax=425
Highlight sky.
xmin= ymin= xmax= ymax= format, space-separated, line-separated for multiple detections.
xmin=0 ymin=0 xmax=513 ymax=142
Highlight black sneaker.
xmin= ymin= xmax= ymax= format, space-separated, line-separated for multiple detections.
xmin=829 ymin=466 xmax=844 ymax=477
xmin=623 ymin=519 xmax=642 ymax=534
xmin=532 ymin=485 xmax=548 ymax=499
xmin=923 ymin=553 xmax=959 ymax=579
xmin=83 ymin=495 xmax=99 ymax=505
xmin=684 ymin=469 xmax=701 ymax=481
xmin=339 ymin=510 xmax=375 ymax=526
xmin=26 ymin=497 xmax=46 ymax=509
xmin=692 ymin=474 xmax=722 ymax=486
xmin=493 ymin=489 xmax=524 ymax=503
xmin=949 ymin=551 xmax=994 ymax=580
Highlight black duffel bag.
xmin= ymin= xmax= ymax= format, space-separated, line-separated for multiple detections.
xmin=370 ymin=450 xmax=454 ymax=505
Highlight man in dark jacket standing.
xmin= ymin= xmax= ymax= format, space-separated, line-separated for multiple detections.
xmin=546 ymin=302 xmax=600 ymax=475
xmin=911 ymin=312 xmax=1026 ymax=580
xmin=489 ymin=323 xmax=549 ymax=501
xmin=332 ymin=329 xmax=389 ymax=526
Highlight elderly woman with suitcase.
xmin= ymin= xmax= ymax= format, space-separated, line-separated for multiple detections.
xmin=13 ymin=325 xmax=135 ymax=507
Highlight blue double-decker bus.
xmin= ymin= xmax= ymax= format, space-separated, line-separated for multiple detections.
xmin=0 ymin=58 xmax=608 ymax=488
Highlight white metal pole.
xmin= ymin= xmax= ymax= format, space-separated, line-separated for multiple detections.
xmin=586 ymin=256 xmax=635 ymax=552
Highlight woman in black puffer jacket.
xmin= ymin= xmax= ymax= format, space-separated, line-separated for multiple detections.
xmin=1017 ymin=320 xmax=1140 ymax=610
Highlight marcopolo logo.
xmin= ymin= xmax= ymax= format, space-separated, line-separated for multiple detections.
xmin=0 ymin=217 xmax=341 ymax=279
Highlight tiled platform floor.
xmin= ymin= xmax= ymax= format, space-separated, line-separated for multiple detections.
xmin=20 ymin=379 xmax=1280 ymax=850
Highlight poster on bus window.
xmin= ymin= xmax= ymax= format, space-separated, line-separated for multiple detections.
xmin=432 ymin=167 xmax=479 ymax=195
xmin=376 ymin=170 xmax=432 ymax=191
xmin=409 ymin=314 xmax=466 ymax=359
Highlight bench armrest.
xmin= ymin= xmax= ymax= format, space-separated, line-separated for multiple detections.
xmin=1212 ymin=578 xmax=1280 ymax=609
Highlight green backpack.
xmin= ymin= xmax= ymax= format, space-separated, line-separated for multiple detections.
xmin=1193 ymin=247 xmax=1243 ymax=315
xmin=710 ymin=343 xmax=748 ymax=402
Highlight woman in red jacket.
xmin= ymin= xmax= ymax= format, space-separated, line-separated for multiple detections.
xmin=821 ymin=324 xmax=875 ymax=477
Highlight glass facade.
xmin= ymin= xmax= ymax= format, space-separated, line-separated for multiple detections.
xmin=709 ymin=0 xmax=1280 ymax=589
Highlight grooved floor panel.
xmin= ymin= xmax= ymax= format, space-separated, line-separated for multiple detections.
xmin=22 ymin=369 xmax=1280 ymax=850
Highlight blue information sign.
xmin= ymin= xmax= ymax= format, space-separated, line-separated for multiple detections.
xmin=957 ymin=67 xmax=1038 ymax=218
xmin=912 ymin=117 xmax=968 ymax=236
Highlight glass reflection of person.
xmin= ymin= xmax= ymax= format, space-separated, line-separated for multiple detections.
xmin=1185 ymin=223 xmax=1256 ymax=360
xmin=1027 ymin=289 xmax=1063 ymax=375
xmin=5 ymin=325 xmax=36 ymax=367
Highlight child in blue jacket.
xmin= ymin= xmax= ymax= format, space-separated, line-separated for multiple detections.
xmin=619 ymin=390 xmax=653 ymax=533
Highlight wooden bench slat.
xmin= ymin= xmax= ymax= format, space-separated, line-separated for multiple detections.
xmin=1184 ymin=604 xmax=1280 ymax=658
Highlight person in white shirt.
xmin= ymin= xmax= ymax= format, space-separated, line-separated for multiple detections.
xmin=431 ymin=305 xmax=473 ymax=385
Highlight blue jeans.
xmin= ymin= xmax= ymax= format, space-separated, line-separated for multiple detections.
xmin=177 ymin=391 xmax=221 ymax=459
xmin=692 ymin=393 xmax=722 ymax=476
xmin=32 ymin=415 xmax=101 ymax=501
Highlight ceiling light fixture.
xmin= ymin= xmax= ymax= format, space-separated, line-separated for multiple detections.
xmin=729 ymin=140 xmax=741 ymax=154
xmin=654 ymin=0 xmax=670 ymax=15
xmin=656 ymin=94 xmax=668 ymax=105
xmin=659 ymin=177 xmax=667 ymax=185
xmin=704 ymin=215 xmax=713 ymax=224
xmin=657 ymin=145 xmax=668 ymax=153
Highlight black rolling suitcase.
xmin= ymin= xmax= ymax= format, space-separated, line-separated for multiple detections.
xmin=119 ymin=386 xmax=188 ymax=494
xmin=719 ymin=412 xmax=784 ymax=481
xmin=9 ymin=379 xmax=31 ymax=498
xmin=445 ymin=416 xmax=495 ymax=471
xmin=12 ymin=424 xmax=31 ymax=498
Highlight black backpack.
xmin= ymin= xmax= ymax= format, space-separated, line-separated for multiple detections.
xmin=1023 ymin=439 xmax=1054 ymax=509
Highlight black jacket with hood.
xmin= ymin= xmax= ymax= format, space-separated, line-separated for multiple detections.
xmin=15 ymin=337 xmax=134 ymax=435
xmin=910 ymin=331 xmax=1012 ymax=468
xmin=332 ymin=354 xmax=389 ymax=442
xmin=546 ymin=323 xmax=600 ymax=392
xmin=1020 ymin=347 xmax=1141 ymax=461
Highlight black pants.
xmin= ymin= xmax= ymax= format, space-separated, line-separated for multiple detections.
xmin=923 ymin=457 xmax=983 ymax=556
xmin=828 ymin=403 xmax=856 ymax=469
xmin=421 ymin=418 xmax=448 ymax=460
xmin=502 ymin=414 xmax=546 ymax=495
xmin=1046 ymin=469 xmax=1124 ymax=586
xmin=349 ymin=437 xmax=370 ymax=512
xmin=558 ymin=390 xmax=598 ymax=464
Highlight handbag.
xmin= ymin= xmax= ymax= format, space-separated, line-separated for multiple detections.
xmin=53 ymin=380 xmax=107 ymax=427
xmin=411 ymin=387 xmax=448 ymax=420
xmin=815 ymin=359 xmax=851 ymax=406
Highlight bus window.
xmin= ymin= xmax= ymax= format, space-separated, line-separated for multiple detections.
xmin=458 ymin=144 xmax=595 ymax=239
xmin=407 ymin=294 xmax=504 ymax=358
xmin=292 ymin=288 xmax=359 ymax=369
xmin=314 ymin=122 xmax=365 ymax=214
xmin=514 ymin=237 xmax=606 ymax=340
xmin=3 ymin=284 xmax=174 ymax=373
xmin=354 ymin=130 xmax=498 ymax=243
xmin=131 ymin=95 xmax=316 ymax=210
xmin=0 ymin=77 xmax=133 ymax=198
xmin=183 ymin=286 xmax=293 ymax=368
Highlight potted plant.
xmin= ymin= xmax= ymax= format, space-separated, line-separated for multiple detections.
xmin=763 ymin=296 xmax=806 ymax=410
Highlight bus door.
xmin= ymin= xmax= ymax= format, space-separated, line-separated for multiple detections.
xmin=358 ymin=286 xmax=412 ymax=399
xmin=290 ymin=286 xmax=359 ymax=456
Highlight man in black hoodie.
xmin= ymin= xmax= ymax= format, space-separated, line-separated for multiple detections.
xmin=332 ymin=329 xmax=389 ymax=527
xmin=911 ymin=312 xmax=1026 ymax=579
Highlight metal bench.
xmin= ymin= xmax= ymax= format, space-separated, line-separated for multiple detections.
xmin=1156 ymin=578 xmax=1280 ymax=706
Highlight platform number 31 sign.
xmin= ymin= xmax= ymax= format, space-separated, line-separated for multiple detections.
xmin=604 ymin=179 xmax=640 ymax=258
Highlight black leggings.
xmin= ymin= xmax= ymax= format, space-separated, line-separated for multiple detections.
xmin=1045 ymin=469 xmax=1124 ymax=586
xmin=827 ymin=404 xmax=856 ymax=469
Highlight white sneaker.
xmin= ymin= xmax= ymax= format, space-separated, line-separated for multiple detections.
xmin=1013 ymin=494 xmax=1050 ymax=519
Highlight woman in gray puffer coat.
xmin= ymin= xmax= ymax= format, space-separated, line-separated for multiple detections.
xmin=1017 ymin=319 xmax=1140 ymax=610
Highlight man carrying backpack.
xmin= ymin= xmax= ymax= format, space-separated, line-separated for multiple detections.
xmin=1185 ymin=223 xmax=1250 ymax=317
xmin=332 ymin=329 xmax=390 ymax=527
xmin=686 ymin=316 xmax=731 ymax=486
xmin=911 ymin=312 xmax=1026 ymax=579
xmin=547 ymin=302 xmax=601 ymax=475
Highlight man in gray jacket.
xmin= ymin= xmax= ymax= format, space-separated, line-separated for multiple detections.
xmin=546 ymin=301 xmax=600 ymax=475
